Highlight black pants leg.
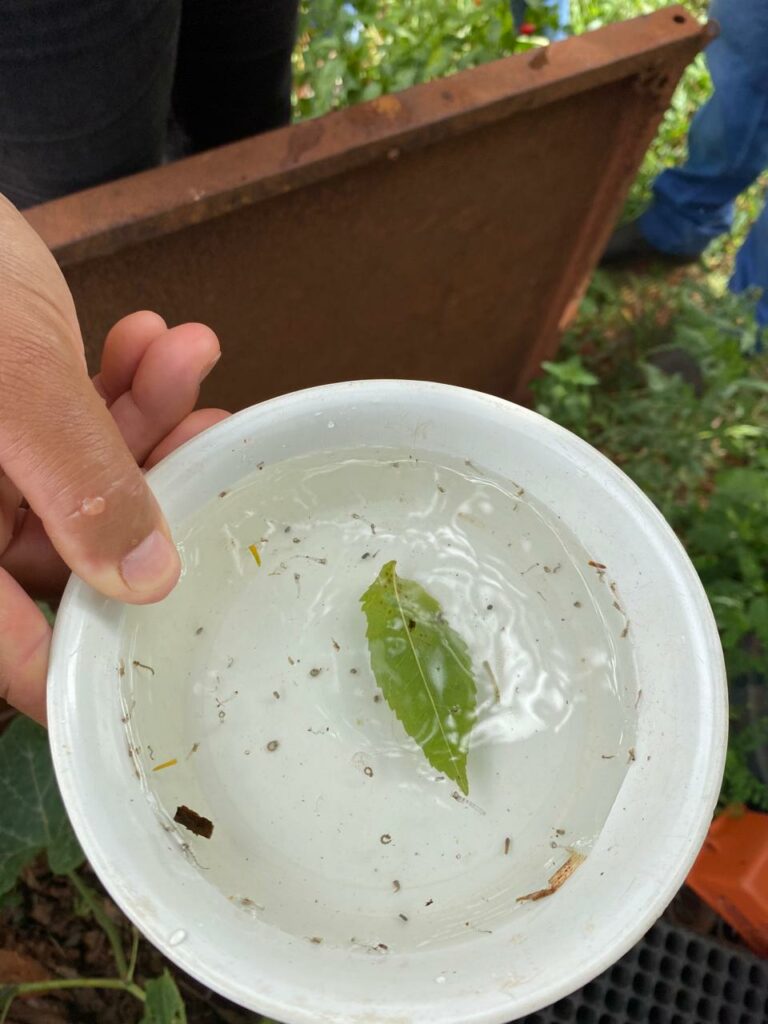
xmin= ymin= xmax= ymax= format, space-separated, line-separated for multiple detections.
xmin=172 ymin=0 xmax=299 ymax=152
xmin=0 ymin=0 xmax=298 ymax=208
xmin=0 ymin=0 xmax=181 ymax=207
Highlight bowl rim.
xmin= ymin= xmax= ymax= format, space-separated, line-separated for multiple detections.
xmin=48 ymin=379 xmax=727 ymax=1024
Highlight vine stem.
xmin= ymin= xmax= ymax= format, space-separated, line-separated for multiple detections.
xmin=126 ymin=926 xmax=140 ymax=984
xmin=1 ymin=978 xmax=145 ymax=1023
xmin=67 ymin=871 xmax=128 ymax=980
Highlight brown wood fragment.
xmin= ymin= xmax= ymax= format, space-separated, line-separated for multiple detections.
xmin=174 ymin=804 xmax=214 ymax=839
xmin=516 ymin=851 xmax=585 ymax=903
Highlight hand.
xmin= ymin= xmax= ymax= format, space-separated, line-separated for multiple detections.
xmin=0 ymin=195 xmax=228 ymax=723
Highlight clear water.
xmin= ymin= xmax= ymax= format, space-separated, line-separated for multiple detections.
xmin=120 ymin=449 xmax=637 ymax=952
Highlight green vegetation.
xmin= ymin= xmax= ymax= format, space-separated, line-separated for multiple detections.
xmin=0 ymin=718 xmax=187 ymax=1022
xmin=2 ymin=3 xmax=767 ymax=1020
xmin=294 ymin=0 xmax=768 ymax=808
xmin=533 ymin=275 xmax=768 ymax=808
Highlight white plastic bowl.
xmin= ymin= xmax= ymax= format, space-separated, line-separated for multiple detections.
xmin=48 ymin=380 xmax=726 ymax=1024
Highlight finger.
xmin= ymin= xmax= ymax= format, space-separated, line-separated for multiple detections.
xmin=0 ymin=201 xmax=180 ymax=602
xmin=0 ymin=355 xmax=180 ymax=603
xmin=0 ymin=509 xmax=70 ymax=599
xmin=3 ymin=408 xmax=228 ymax=595
xmin=144 ymin=409 xmax=230 ymax=469
xmin=98 ymin=310 xmax=168 ymax=403
xmin=0 ymin=194 xmax=85 ymax=368
xmin=0 ymin=567 xmax=50 ymax=723
xmin=107 ymin=323 xmax=221 ymax=465
xmin=0 ymin=473 xmax=20 ymax=552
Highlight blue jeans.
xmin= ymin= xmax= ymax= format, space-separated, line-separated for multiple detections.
xmin=510 ymin=1 xmax=570 ymax=41
xmin=639 ymin=0 xmax=768 ymax=326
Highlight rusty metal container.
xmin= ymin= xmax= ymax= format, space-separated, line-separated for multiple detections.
xmin=26 ymin=6 xmax=708 ymax=409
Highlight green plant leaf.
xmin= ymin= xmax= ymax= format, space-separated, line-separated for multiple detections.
xmin=1 ymin=985 xmax=19 ymax=1024
xmin=360 ymin=560 xmax=477 ymax=794
xmin=541 ymin=356 xmax=598 ymax=387
xmin=0 ymin=717 xmax=83 ymax=895
xmin=140 ymin=971 xmax=187 ymax=1024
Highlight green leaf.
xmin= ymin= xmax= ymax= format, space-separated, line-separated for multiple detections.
xmin=541 ymin=356 xmax=599 ymax=387
xmin=140 ymin=971 xmax=187 ymax=1024
xmin=715 ymin=468 xmax=768 ymax=505
xmin=1 ymin=986 xmax=19 ymax=1024
xmin=360 ymin=560 xmax=477 ymax=794
xmin=0 ymin=888 xmax=22 ymax=910
xmin=0 ymin=717 xmax=83 ymax=895
xmin=749 ymin=596 xmax=768 ymax=644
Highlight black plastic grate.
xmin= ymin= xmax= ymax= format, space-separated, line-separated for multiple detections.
xmin=519 ymin=920 xmax=768 ymax=1024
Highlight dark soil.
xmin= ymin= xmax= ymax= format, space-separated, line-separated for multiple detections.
xmin=0 ymin=858 xmax=259 ymax=1024
xmin=1 ymin=857 xmax=751 ymax=1023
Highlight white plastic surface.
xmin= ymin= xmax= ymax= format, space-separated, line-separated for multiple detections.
xmin=48 ymin=380 xmax=727 ymax=1024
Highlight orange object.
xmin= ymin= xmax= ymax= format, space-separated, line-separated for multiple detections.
xmin=688 ymin=808 xmax=768 ymax=958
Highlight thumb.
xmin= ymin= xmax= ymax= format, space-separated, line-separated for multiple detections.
xmin=0 ymin=195 xmax=180 ymax=602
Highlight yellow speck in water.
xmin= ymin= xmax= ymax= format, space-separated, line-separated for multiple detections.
xmin=248 ymin=543 xmax=262 ymax=566
xmin=152 ymin=758 xmax=178 ymax=772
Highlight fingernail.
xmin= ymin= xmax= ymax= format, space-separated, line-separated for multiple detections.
xmin=199 ymin=352 xmax=221 ymax=384
xmin=120 ymin=530 xmax=180 ymax=594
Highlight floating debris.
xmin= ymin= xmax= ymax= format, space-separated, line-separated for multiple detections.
xmin=451 ymin=790 xmax=486 ymax=815
xmin=483 ymin=660 xmax=501 ymax=704
xmin=174 ymin=805 xmax=214 ymax=839
xmin=152 ymin=758 xmax=177 ymax=773
xmin=517 ymin=851 xmax=585 ymax=903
